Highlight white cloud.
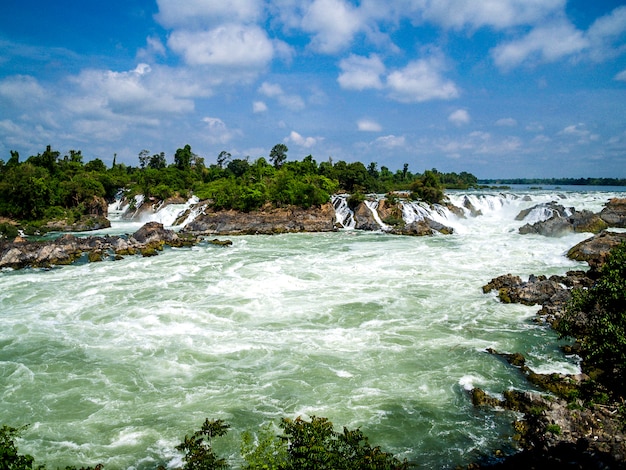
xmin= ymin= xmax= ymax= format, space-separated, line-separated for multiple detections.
xmin=302 ymin=0 xmax=363 ymax=53
xmin=375 ymin=134 xmax=406 ymax=148
xmin=492 ymin=20 xmax=588 ymax=69
xmin=586 ymin=6 xmax=626 ymax=62
xmin=411 ymin=0 xmax=566 ymax=30
xmin=202 ymin=117 xmax=241 ymax=144
xmin=386 ymin=55 xmax=459 ymax=103
xmin=253 ymin=101 xmax=268 ymax=113
xmin=258 ymin=81 xmax=305 ymax=110
xmin=156 ymin=0 xmax=263 ymax=28
xmin=559 ymin=123 xmax=600 ymax=144
xmin=616 ymin=69 xmax=626 ymax=81
xmin=67 ymin=64 xmax=200 ymax=117
xmin=0 ymin=75 xmax=45 ymax=106
xmin=448 ymin=109 xmax=470 ymax=126
xmin=357 ymin=119 xmax=382 ymax=132
xmin=338 ymin=54 xmax=385 ymax=90
xmin=287 ymin=130 xmax=319 ymax=148
xmin=168 ymin=24 xmax=275 ymax=69
xmin=496 ymin=117 xmax=518 ymax=127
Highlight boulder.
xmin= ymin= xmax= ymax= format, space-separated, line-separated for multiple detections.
xmin=353 ymin=202 xmax=381 ymax=231
xmin=567 ymin=231 xmax=626 ymax=270
xmin=182 ymin=203 xmax=337 ymax=235
xmin=600 ymin=198 xmax=626 ymax=227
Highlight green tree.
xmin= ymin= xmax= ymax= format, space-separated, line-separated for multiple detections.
xmin=175 ymin=419 xmax=230 ymax=470
xmin=175 ymin=145 xmax=193 ymax=172
xmin=217 ymin=151 xmax=231 ymax=169
xmin=0 ymin=425 xmax=36 ymax=470
xmin=558 ymin=242 xmax=626 ymax=397
xmin=269 ymin=144 xmax=288 ymax=169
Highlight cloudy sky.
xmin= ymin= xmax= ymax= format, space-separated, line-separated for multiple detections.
xmin=1 ymin=0 xmax=625 ymax=178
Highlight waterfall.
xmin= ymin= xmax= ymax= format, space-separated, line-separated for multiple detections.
xmin=331 ymin=195 xmax=356 ymax=229
xmin=364 ymin=200 xmax=391 ymax=231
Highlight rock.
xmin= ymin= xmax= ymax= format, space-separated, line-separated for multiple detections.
xmin=388 ymin=218 xmax=454 ymax=236
xmin=208 ymin=239 xmax=233 ymax=246
xmin=518 ymin=203 xmax=608 ymax=236
xmin=482 ymin=274 xmax=523 ymax=294
xmin=600 ymin=198 xmax=626 ymax=227
xmin=0 ymin=222 xmax=199 ymax=270
xmin=353 ymin=202 xmax=381 ymax=231
xmin=182 ymin=203 xmax=337 ymax=235
xmin=567 ymin=231 xmax=626 ymax=271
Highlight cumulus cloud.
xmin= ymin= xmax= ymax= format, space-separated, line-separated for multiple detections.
xmin=67 ymin=64 xmax=200 ymax=117
xmin=0 ymin=75 xmax=45 ymax=106
xmin=287 ymin=130 xmax=319 ymax=147
xmin=492 ymin=20 xmax=588 ymax=69
xmin=156 ymin=0 xmax=263 ymax=28
xmin=168 ymin=25 xmax=275 ymax=68
xmin=302 ymin=0 xmax=363 ymax=53
xmin=386 ymin=55 xmax=459 ymax=103
xmin=411 ymin=0 xmax=566 ymax=30
xmin=357 ymin=119 xmax=382 ymax=132
xmin=253 ymin=101 xmax=268 ymax=113
xmin=202 ymin=116 xmax=241 ymax=144
xmin=448 ymin=109 xmax=470 ymax=126
xmin=338 ymin=54 xmax=385 ymax=90
xmin=375 ymin=134 xmax=406 ymax=148
xmin=559 ymin=123 xmax=600 ymax=144
xmin=258 ymin=81 xmax=305 ymax=110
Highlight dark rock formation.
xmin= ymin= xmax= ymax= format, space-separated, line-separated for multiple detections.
xmin=599 ymin=198 xmax=626 ymax=228
xmin=567 ymin=231 xmax=626 ymax=271
xmin=0 ymin=223 xmax=198 ymax=270
xmin=353 ymin=202 xmax=381 ymax=231
xmin=518 ymin=203 xmax=608 ymax=236
xmin=182 ymin=203 xmax=337 ymax=235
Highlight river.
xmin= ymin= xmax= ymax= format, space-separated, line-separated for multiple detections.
xmin=1 ymin=188 xmax=624 ymax=468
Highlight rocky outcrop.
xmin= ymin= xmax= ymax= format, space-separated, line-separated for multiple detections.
xmin=518 ymin=202 xmax=608 ymax=236
xmin=0 ymin=222 xmax=198 ymax=270
xmin=389 ymin=219 xmax=454 ymax=236
xmin=599 ymin=198 xmax=626 ymax=227
xmin=471 ymin=350 xmax=626 ymax=469
xmin=477 ymin=237 xmax=626 ymax=468
xmin=182 ymin=203 xmax=337 ymax=235
xmin=567 ymin=231 xmax=626 ymax=271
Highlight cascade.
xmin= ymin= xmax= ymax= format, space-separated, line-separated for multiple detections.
xmin=331 ymin=195 xmax=356 ymax=229
xmin=364 ymin=200 xmax=391 ymax=231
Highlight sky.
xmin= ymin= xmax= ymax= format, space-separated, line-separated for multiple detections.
xmin=1 ymin=0 xmax=625 ymax=178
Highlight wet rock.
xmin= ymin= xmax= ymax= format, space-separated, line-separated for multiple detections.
xmin=599 ymin=198 xmax=626 ymax=227
xmin=182 ymin=203 xmax=337 ymax=235
xmin=567 ymin=231 xmax=626 ymax=271
xmin=0 ymin=222 xmax=198 ymax=270
xmin=518 ymin=203 xmax=608 ymax=236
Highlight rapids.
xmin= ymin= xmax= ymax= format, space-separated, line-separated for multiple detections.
xmin=1 ymin=188 xmax=624 ymax=468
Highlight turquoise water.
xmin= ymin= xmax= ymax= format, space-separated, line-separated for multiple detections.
xmin=1 ymin=190 xmax=623 ymax=468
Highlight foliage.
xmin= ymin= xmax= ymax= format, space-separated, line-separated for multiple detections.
xmin=0 ymin=425 xmax=36 ymax=470
xmin=269 ymin=144 xmax=288 ymax=169
xmin=409 ymin=171 xmax=444 ymax=204
xmin=175 ymin=419 xmax=230 ymax=470
xmin=558 ymin=242 xmax=626 ymax=397
xmin=1 ymin=417 xmax=408 ymax=470
xmin=1 ymin=144 xmax=475 ymax=228
xmin=278 ymin=416 xmax=409 ymax=470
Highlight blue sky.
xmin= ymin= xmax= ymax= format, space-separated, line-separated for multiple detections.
xmin=1 ymin=0 xmax=625 ymax=178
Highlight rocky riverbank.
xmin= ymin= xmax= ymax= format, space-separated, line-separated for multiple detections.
xmin=0 ymin=222 xmax=199 ymax=270
xmin=472 ymin=231 xmax=626 ymax=469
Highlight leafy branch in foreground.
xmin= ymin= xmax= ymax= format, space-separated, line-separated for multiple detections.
xmin=557 ymin=242 xmax=626 ymax=398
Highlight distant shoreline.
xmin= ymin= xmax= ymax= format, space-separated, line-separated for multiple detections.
xmin=478 ymin=178 xmax=626 ymax=186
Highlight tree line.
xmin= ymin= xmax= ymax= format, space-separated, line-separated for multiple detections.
xmin=479 ymin=177 xmax=626 ymax=186
xmin=0 ymin=144 xmax=479 ymax=234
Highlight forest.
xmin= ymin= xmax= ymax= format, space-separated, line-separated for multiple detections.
xmin=0 ymin=144 xmax=478 ymax=236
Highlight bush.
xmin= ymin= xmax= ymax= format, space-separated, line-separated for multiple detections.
xmin=558 ymin=242 xmax=626 ymax=398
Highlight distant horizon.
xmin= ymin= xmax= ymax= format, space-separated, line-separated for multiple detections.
xmin=1 ymin=1 xmax=625 ymax=179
